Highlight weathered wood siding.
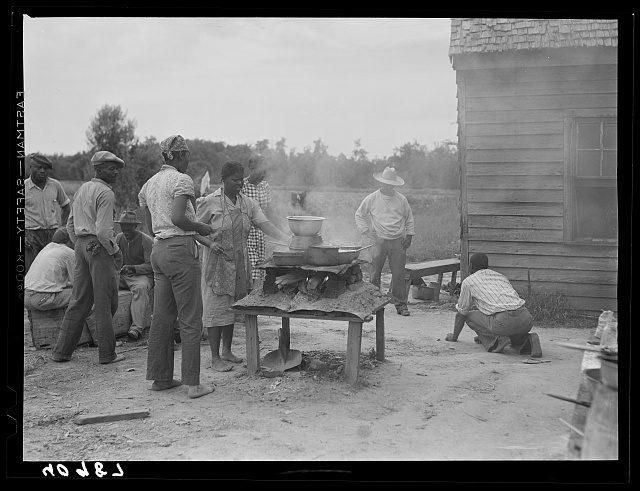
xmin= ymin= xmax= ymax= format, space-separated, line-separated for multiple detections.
xmin=454 ymin=49 xmax=618 ymax=314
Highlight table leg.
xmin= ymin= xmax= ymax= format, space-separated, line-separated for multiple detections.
xmin=244 ymin=314 xmax=260 ymax=375
xmin=345 ymin=321 xmax=363 ymax=385
xmin=450 ymin=269 xmax=458 ymax=296
xmin=375 ymin=308 xmax=385 ymax=362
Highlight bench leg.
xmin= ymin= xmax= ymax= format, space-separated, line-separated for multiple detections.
xmin=245 ymin=314 xmax=260 ymax=375
xmin=376 ymin=308 xmax=385 ymax=362
xmin=450 ymin=270 xmax=458 ymax=296
xmin=345 ymin=321 xmax=363 ymax=385
xmin=434 ymin=273 xmax=443 ymax=301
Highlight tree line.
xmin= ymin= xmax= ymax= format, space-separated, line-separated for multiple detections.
xmin=39 ymin=104 xmax=459 ymax=210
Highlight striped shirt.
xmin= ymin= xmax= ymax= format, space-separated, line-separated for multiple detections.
xmin=455 ymin=268 xmax=525 ymax=316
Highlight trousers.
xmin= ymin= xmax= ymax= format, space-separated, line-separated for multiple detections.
xmin=24 ymin=288 xmax=73 ymax=311
xmin=465 ymin=306 xmax=534 ymax=353
xmin=370 ymin=237 xmax=408 ymax=309
xmin=52 ymin=235 xmax=119 ymax=363
xmin=146 ymin=235 xmax=203 ymax=386
xmin=119 ymin=274 xmax=152 ymax=332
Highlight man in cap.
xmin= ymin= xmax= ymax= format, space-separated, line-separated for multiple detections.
xmin=445 ymin=253 xmax=542 ymax=358
xmin=24 ymin=227 xmax=75 ymax=311
xmin=138 ymin=134 xmax=214 ymax=399
xmin=114 ymin=210 xmax=154 ymax=341
xmin=51 ymin=150 xmax=126 ymax=365
xmin=24 ymin=153 xmax=71 ymax=273
xmin=355 ymin=166 xmax=415 ymax=316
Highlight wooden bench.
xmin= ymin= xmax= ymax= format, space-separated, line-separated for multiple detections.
xmin=404 ymin=258 xmax=460 ymax=302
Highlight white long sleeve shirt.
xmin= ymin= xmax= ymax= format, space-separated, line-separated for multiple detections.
xmin=354 ymin=189 xmax=415 ymax=240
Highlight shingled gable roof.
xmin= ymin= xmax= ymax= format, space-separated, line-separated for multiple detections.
xmin=449 ymin=18 xmax=618 ymax=56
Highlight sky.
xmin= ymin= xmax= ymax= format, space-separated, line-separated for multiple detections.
xmin=22 ymin=16 xmax=458 ymax=160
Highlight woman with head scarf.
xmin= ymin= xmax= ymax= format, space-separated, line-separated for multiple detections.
xmin=196 ymin=161 xmax=289 ymax=372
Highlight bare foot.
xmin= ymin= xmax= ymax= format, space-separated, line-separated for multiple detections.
xmin=151 ymin=379 xmax=182 ymax=391
xmin=188 ymin=384 xmax=215 ymax=399
xmin=101 ymin=354 xmax=125 ymax=364
xmin=221 ymin=351 xmax=243 ymax=364
xmin=211 ymin=358 xmax=233 ymax=372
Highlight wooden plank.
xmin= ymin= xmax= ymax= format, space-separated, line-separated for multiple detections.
xmin=281 ymin=317 xmax=291 ymax=350
xmin=244 ymin=315 xmax=260 ymax=375
xmin=565 ymin=296 xmax=619 ymax=313
xmin=466 ymin=94 xmax=617 ymax=112
xmin=467 ymin=189 xmax=563 ymax=203
xmin=467 ymin=175 xmax=563 ymax=190
xmin=405 ymin=259 xmax=460 ymax=271
xmin=459 ymin=72 xmax=469 ymax=278
xmin=466 ymin=79 xmax=618 ymax=98
xmin=232 ymin=308 xmax=377 ymax=323
xmin=466 ymin=134 xmax=563 ymax=150
xmin=452 ymin=48 xmax=617 ymax=70
xmin=469 ymin=228 xmax=564 ymax=242
xmin=375 ymin=309 xmax=385 ymax=362
xmin=476 ymin=267 xmax=618 ymax=285
xmin=468 ymin=215 xmax=563 ymax=230
xmin=466 ymin=148 xmax=564 ymax=163
xmin=510 ymin=280 xmax=617 ymax=299
xmin=460 ymin=64 xmax=617 ymax=85
xmin=563 ymin=118 xmax=574 ymax=242
xmin=466 ymin=121 xmax=564 ymax=137
xmin=466 ymin=161 xmax=564 ymax=176
xmin=466 ymin=108 xmax=617 ymax=124
xmin=487 ymin=254 xmax=618 ymax=271
xmin=468 ymin=240 xmax=619 ymax=258
xmin=74 ymin=409 xmax=150 ymax=426
xmin=345 ymin=321 xmax=363 ymax=385
xmin=468 ymin=202 xmax=563 ymax=216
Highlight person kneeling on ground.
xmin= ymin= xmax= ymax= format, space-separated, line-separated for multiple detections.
xmin=115 ymin=210 xmax=154 ymax=341
xmin=24 ymin=227 xmax=75 ymax=311
xmin=445 ymin=253 xmax=542 ymax=358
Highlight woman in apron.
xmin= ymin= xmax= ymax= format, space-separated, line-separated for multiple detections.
xmin=196 ymin=161 xmax=289 ymax=372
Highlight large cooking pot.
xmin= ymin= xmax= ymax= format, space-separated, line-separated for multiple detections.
xmin=286 ymin=216 xmax=325 ymax=236
xmin=307 ymin=244 xmax=372 ymax=266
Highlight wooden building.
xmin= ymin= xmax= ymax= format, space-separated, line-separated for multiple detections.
xmin=449 ymin=19 xmax=618 ymax=314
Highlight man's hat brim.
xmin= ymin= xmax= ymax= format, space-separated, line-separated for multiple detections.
xmin=373 ymin=173 xmax=404 ymax=186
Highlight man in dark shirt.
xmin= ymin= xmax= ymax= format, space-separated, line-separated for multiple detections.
xmin=115 ymin=210 xmax=154 ymax=340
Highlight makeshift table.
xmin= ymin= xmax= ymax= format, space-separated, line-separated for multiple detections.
xmin=232 ymin=283 xmax=390 ymax=385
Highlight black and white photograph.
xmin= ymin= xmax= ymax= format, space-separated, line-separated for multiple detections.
xmin=8 ymin=7 xmax=631 ymax=480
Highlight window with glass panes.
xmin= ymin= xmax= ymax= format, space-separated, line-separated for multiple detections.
xmin=567 ymin=118 xmax=617 ymax=241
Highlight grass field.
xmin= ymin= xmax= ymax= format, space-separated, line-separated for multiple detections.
xmin=269 ymin=187 xmax=461 ymax=263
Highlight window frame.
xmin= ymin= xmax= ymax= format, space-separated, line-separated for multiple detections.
xmin=563 ymin=117 xmax=618 ymax=244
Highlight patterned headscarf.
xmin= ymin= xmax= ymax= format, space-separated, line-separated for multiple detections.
xmin=159 ymin=135 xmax=189 ymax=160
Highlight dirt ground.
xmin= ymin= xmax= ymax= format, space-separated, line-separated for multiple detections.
xmin=21 ymin=274 xmax=592 ymax=462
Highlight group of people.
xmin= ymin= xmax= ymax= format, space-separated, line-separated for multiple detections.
xmin=23 ymin=136 xmax=541 ymax=401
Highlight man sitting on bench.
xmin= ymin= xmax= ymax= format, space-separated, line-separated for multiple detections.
xmin=24 ymin=227 xmax=75 ymax=311
xmin=115 ymin=211 xmax=154 ymax=341
xmin=445 ymin=253 xmax=542 ymax=358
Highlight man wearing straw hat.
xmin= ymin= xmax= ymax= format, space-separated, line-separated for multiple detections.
xmin=51 ymin=150 xmax=126 ymax=365
xmin=355 ymin=166 xmax=415 ymax=316
xmin=115 ymin=210 xmax=154 ymax=341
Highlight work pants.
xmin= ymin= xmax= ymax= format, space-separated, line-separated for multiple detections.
xmin=52 ymin=235 xmax=119 ymax=364
xmin=24 ymin=288 xmax=73 ymax=311
xmin=146 ymin=236 xmax=202 ymax=386
xmin=370 ymin=237 xmax=408 ymax=309
xmin=465 ymin=306 xmax=534 ymax=354
xmin=25 ymin=228 xmax=57 ymax=274
xmin=119 ymin=274 xmax=152 ymax=333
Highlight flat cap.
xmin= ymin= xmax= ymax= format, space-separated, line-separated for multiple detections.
xmin=91 ymin=150 xmax=125 ymax=167
xmin=28 ymin=153 xmax=53 ymax=169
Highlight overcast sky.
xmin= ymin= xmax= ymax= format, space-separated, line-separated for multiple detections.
xmin=22 ymin=16 xmax=458 ymax=159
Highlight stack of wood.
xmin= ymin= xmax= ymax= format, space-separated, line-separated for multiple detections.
xmin=263 ymin=264 xmax=363 ymax=300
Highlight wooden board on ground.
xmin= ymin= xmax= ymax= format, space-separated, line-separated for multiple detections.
xmin=73 ymin=409 xmax=150 ymax=425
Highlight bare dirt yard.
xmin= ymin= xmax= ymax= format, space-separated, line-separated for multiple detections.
xmin=21 ymin=274 xmax=592 ymax=463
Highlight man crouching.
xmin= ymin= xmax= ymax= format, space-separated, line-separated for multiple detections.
xmin=445 ymin=253 xmax=542 ymax=358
